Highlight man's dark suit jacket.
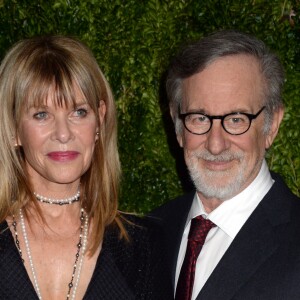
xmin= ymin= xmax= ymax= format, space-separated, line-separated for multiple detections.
xmin=0 ymin=215 xmax=172 ymax=300
xmin=151 ymin=172 xmax=300 ymax=300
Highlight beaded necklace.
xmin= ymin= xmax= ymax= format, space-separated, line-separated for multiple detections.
xmin=12 ymin=208 xmax=88 ymax=300
xmin=34 ymin=191 xmax=80 ymax=205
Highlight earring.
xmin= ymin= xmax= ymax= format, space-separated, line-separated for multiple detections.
xmin=12 ymin=136 xmax=19 ymax=148
xmin=95 ymin=132 xmax=100 ymax=142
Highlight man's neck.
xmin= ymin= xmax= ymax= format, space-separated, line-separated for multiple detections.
xmin=198 ymin=195 xmax=223 ymax=213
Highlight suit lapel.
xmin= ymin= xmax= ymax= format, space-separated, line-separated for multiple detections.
xmin=167 ymin=193 xmax=194 ymax=288
xmin=150 ymin=192 xmax=195 ymax=289
xmin=197 ymin=176 xmax=291 ymax=300
xmin=197 ymin=206 xmax=278 ymax=300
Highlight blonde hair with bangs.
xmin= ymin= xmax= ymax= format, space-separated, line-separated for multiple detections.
xmin=0 ymin=35 xmax=125 ymax=254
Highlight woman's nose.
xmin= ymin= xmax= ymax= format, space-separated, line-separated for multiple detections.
xmin=51 ymin=116 xmax=74 ymax=143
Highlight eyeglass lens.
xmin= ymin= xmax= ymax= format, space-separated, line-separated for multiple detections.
xmin=184 ymin=113 xmax=251 ymax=135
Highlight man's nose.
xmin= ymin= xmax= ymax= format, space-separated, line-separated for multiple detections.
xmin=205 ymin=120 xmax=230 ymax=155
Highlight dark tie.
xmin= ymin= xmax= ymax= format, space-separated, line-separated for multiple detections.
xmin=175 ymin=215 xmax=215 ymax=300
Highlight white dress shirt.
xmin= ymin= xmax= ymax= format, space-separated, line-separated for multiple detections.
xmin=175 ymin=159 xmax=274 ymax=300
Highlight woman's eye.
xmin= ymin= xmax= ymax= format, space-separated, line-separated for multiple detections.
xmin=74 ymin=108 xmax=88 ymax=117
xmin=33 ymin=111 xmax=48 ymax=120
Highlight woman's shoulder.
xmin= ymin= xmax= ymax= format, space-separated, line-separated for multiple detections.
xmin=0 ymin=220 xmax=11 ymax=248
xmin=103 ymin=213 xmax=164 ymax=253
xmin=0 ymin=220 xmax=19 ymax=264
xmin=0 ymin=220 xmax=9 ymax=231
xmin=122 ymin=213 xmax=163 ymax=241
xmin=102 ymin=214 xmax=173 ymax=300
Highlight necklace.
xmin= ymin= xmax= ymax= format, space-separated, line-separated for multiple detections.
xmin=34 ymin=190 xmax=80 ymax=205
xmin=12 ymin=208 xmax=89 ymax=300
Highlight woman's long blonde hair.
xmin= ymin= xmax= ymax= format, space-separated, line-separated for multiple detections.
xmin=0 ymin=35 xmax=125 ymax=254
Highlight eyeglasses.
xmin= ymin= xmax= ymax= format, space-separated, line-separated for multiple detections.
xmin=178 ymin=106 xmax=266 ymax=135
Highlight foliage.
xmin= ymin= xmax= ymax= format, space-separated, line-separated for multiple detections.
xmin=0 ymin=0 xmax=299 ymax=213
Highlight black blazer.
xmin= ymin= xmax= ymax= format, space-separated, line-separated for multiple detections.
xmin=0 ymin=215 xmax=173 ymax=300
xmin=151 ymin=172 xmax=300 ymax=300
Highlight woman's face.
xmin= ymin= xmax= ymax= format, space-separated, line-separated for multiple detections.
xmin=16 ymin=86 xmax=106 ymax=190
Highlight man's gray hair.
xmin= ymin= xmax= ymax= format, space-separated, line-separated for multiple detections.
xmin=166 ymin=30 xmax=285 ymax=134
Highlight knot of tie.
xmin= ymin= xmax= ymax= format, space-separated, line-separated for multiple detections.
xmin=188 ymin=215 xmax=215 ymax=245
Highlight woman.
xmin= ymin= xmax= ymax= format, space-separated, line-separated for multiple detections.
xmin=0 ymin=36 xmax=171 ymax=299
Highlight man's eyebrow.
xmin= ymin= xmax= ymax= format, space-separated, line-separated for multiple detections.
xmin=183 ymin=108 xmax=206 ymax=114
xmin=183 ymin=108 xmax=252 ymax=114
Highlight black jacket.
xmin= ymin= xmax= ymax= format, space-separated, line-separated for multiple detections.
xmin=0 ymin=215 xmax=172 ymax=300
xmin=151 ymin=172 xmax=300 ymax=300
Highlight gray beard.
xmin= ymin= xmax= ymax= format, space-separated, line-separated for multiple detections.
xmin=186 ymin=149 xmax=246 ymax=201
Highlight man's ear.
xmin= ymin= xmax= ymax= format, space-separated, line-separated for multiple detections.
xmin=176 ymin=132 xmax=183 ymax=148
xmin=265 ymin=107 xmax=284 ymax=149
xmin=170 ymin=108 xmax=183 ymax=148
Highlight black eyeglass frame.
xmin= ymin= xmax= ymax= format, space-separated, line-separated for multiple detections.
xmin=178 ymin=106 xmax=266 ymax=136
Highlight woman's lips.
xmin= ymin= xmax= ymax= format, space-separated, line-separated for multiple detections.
xmin=47 ymin=151 xmax=79 ymax=162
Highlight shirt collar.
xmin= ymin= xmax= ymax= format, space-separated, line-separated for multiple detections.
xmin=187 ymin=159 xmax=274 ymax=238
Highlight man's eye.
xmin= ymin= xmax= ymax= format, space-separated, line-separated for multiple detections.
xmin=188 ymin=114 xmax=209 ymax=124
xmin=74 ymin=108 xmax=88 ymax=117
xmin=197 ymin=115 xmax=208 ymax=122
xmin=228 ymin=117 xmax=246 ymax=124
xmin=33 ymin=111 xmax=48 ymax=120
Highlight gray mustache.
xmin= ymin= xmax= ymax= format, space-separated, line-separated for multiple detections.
xmin=191 ymin=150 xmax=244 ymax=162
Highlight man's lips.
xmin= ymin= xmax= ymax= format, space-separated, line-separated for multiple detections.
xmin=47 ymin=151 xmax=79 ymax=161
xmin=203 ymin=159 xmax=234 ymax=171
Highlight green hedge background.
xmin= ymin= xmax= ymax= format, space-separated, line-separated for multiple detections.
xmin=1 ymin=0 xmax=299 ymax=213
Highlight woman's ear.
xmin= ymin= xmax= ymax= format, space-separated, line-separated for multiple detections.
xmin=12 ymin=131 xmax=22 ymax=147
xmin=95 ymin=100 xmax=106 ymax=141
xmin=98 ymin=100 xmax=106 ymax=125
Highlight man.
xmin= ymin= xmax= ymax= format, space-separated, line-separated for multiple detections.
xmin=152 ymin=30 xmax=300 ymax=300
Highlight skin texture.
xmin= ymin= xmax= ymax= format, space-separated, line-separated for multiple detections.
xmin=12 ymin=85 xmax=106 ymax=299
xmin=176 ymin=55 xmax=283 ymax=213
xmin=17 ymin=86 xmax=105 ymax=197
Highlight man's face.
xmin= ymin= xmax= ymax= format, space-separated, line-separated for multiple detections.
xmin=177 ymin=54 xmax=283 ymax=202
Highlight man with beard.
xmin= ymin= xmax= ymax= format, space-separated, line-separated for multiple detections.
xmin=151 ymin=30 xmax=300 ymax=300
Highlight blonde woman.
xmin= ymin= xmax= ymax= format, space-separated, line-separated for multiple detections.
xmin=0 ymin=36 xmax=171 ymax=300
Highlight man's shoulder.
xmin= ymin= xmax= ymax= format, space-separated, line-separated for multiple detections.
xmin=261 ymin=171 xmax=300 ymax=225
xmin=149 ymin=191 xmax=195 ymax=224
xmin=270 ymin=172 xmax=299 ymax=202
